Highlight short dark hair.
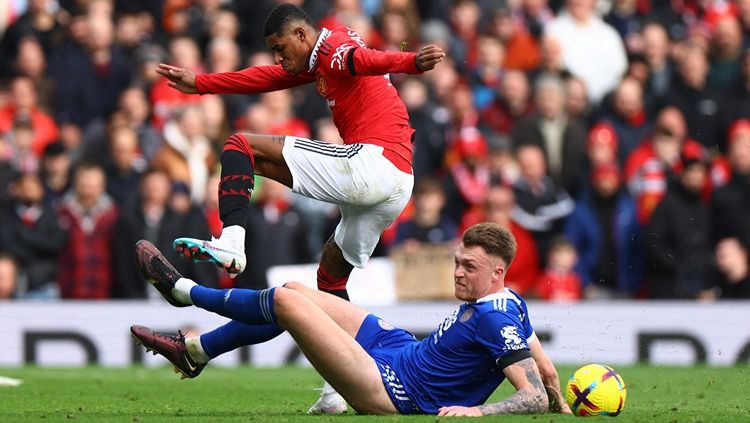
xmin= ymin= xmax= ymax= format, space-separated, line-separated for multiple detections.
xmin=263 ymin=4 xmax=316 ymax=37
xmin=462 ymin=223 xmax=517 ymax=267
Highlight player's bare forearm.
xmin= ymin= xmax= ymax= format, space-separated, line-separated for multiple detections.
xmin=545 ymin=382 xmax=571 ymax=413
xmin=477 ymin=358 xmax=548 ymax=416
xmin=415 ymin=45 xmax=445 ymax=71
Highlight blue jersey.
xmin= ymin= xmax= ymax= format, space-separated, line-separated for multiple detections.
xmin=392 ymin=289 xmax=535 ymax=414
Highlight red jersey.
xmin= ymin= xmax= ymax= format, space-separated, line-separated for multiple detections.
xmin=195 ymin=26 xmax=422 ymax=173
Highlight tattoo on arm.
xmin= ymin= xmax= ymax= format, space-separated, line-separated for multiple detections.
xmin=544 ymin=381 xmax=566 ymax=412
xmin=270 ymin=135 xmax=285 ymax=145
xmin=477 ymin=358 xmax=548 ymax=416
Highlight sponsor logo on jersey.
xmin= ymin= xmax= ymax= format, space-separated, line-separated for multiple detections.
xmin=317 ymin=74 xmax=327 ymax=96
xmin=377 ymin=319 xmax=395 ymax=331
xmin=501 ymin=325 xmax=526 ymax=351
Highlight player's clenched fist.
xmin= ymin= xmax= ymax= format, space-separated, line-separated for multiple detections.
xmin=415 ymin=45 xmax=446 ymax=71
xmin=156 ymin=63 xmax=198 ymax=94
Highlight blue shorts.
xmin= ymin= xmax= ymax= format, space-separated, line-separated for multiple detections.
xmin=355 ymin=314 xmax=423 ymax=414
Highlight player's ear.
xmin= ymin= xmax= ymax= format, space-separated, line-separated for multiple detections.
xmin=294 ymin=26 xmax=305 ymax=42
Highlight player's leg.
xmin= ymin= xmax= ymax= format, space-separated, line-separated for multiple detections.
xmin=173 ymin=133 xmax=292 ymax=275
xmin=317 ymin=234 xmax=354 ymax=300
xmin=163 ymin=279 xmax=395 ymax=414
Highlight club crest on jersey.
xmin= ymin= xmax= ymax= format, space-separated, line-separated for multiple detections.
xmin=317 ymin=74 xmax=327 ymax=96
xmin=377 ymin=319 xmax=395 ymax=331
xmin=459 ymin=308 xmax=474 ymax=322
xmin=501 ymin=325 xmax=526 ymax=351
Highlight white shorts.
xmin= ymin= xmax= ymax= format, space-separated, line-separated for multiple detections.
xmin=282 ymin=136 xmax=414 ymax=268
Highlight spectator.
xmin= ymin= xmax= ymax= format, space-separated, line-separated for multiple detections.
xmin=394 ymin=177 xmax=458 ymax=247
xmin=0 ymin=253 xmax=19 ymax=299
xmin=399 ymin=77 xmax=447 ymax=180
xmin=39 ymin=142 xmax=71 ymax=207
xmin=5 ymin=115 xmax=39 ymax=173
xmin=0 ymin=172 xmax=66 ymax=299
xmin=152 ymin=105 xmax=215 ymax=205
xmin=0 ymin=76 xmax=59 ymax=156
xmin=200 ymin=94 xmax=232 ymax=156
xmin=545 ymin=0 xmax=627 ymax=103
xmin=57 ymin=163 xmax=119 ymax=299
xmin=712 ymin=237 xmax=750 ymax=299
xmin=586 ymin=123 xmax=619 ymax=169
xmin=116 ymin=86 xmax=162 ymax=161
xmin=644 ymin=153 xmax=714 ymax=299
xmin=564 ymin=162 xmax=642 ymax=298
xmin=104 ymin=126 xmax=146 ymax=208
xmin=563 ymin=75 xmax=591 ymax=123
xmin=663 ymin=43 xmax=724 ymax=152
xmin=13 ymin=36 xmax=54 ymax=110
xmin=641 ymin=22 xmax=673 ymax=108
xmin=712 ymin=119 xmax=750 ymax=245
xmin=597 ymin=77 xmax=652 ymax=165
xmin=460 ymin=184 xmax=540 ymax=295
xmin=604 ymin=0 xmax=645 ymax=47
xmin=480 ymin=70 xmax=534 ymax=137
xmin=708 ymin=15 xmax=744 ymax=91
xmin=149 ymin=36 xmax=204 ymax=129
xmin=493 ymin=5 xmax=543 ymax=72
xmin=534 ymin=236 xmax=582 ymax=301
xmin=206 ymin=36 xmax=241 ymax=74
xmin=512 ymin=143 xmax=575 ymax=262
xmin=512 ymin=73 xmax=587 ymax=197
xmin=51 ymin=12 xmax=133 ymax=129
xmin=469 ymin=33 xmax=505 ymax=110
xmin=0 ymin=0 xmax=65 ymax=79
xmin=261 ymin=89 xmax=311 ymax=138
xmin=442 ymin=127 xmax=491 ymax=225
xmin=624 ymin=106 xmax=706 ymax=224
xmin=112 ymin=169 xmax=218 ymax=299
xmin=447 ymin=0 xmax=481 ymax=74
xmin=235 ymin=178 xmax=314 ymax=290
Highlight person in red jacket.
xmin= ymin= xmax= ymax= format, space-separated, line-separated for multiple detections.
xmin=154 ymin=3 xmax=445 ymax=413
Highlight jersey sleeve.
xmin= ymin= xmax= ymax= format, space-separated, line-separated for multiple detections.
xmin=323 ymin=28 xmax=422 ymax=77
xmin=519 ymin=296 xmax=536 ymax=342
xmin=476 ymin=311 xmax=531 ymax=369
xmin=195 ymin=65 xmax=315 ymax=95
xmin=345 ymin=48 xmax=421 ymax=76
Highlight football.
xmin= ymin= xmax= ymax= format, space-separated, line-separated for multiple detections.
xmin=565 ymin=364 xmax=627 ymax=417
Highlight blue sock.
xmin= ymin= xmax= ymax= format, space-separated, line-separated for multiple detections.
xmin=199 ymin=320 xmax=284 ymax=359
xmin=190 ymin=286 xmax=277 ymax=325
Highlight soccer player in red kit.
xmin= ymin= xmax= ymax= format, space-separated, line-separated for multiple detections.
xmin=154 ymin=3 xmax=445 ymax=414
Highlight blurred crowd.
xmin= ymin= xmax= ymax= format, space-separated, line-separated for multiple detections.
xmin=0 ymin=0 xmax=749 ymax=302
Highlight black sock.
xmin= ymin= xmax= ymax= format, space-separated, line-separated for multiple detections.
xmin=219 ymin=149 xmax=254 ymax=228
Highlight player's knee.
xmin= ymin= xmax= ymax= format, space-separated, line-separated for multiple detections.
xmin=223 ymin=133 xmax=253 ymax=157
xmin=281 ymin=281 xmax=306 ymax=291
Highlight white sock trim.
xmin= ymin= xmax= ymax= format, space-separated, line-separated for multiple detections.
xmin=220 ymin=225 xmax=246 ymax=249
xmin=186 ymin=336 xmax=211 ymax=364
xmin=173 ymin=278 xmax=197 ymax=305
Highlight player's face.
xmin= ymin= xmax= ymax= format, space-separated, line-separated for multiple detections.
xmin=265 ymin=27 xmax=310 ymax=74
xmin=453 ymin=243 xmax=504 ymax=301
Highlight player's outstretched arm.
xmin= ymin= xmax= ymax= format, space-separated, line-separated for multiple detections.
xmin=437 ymin=357 xmax=548 ymax=416
xmin=343 ymin=44 xmax=445 ymax=76
xmin=156 ymin=63 xmax=197 ymax=94
xmin=529 ymin=336 xmax=572 ymax=414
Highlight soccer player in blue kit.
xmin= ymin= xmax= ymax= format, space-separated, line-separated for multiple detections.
xmin=131 ymin=222 xmax=572 ymax=416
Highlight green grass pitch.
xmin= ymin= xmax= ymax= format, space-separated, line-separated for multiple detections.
xmin=0 ymin=365 xmax=747 ymax=422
